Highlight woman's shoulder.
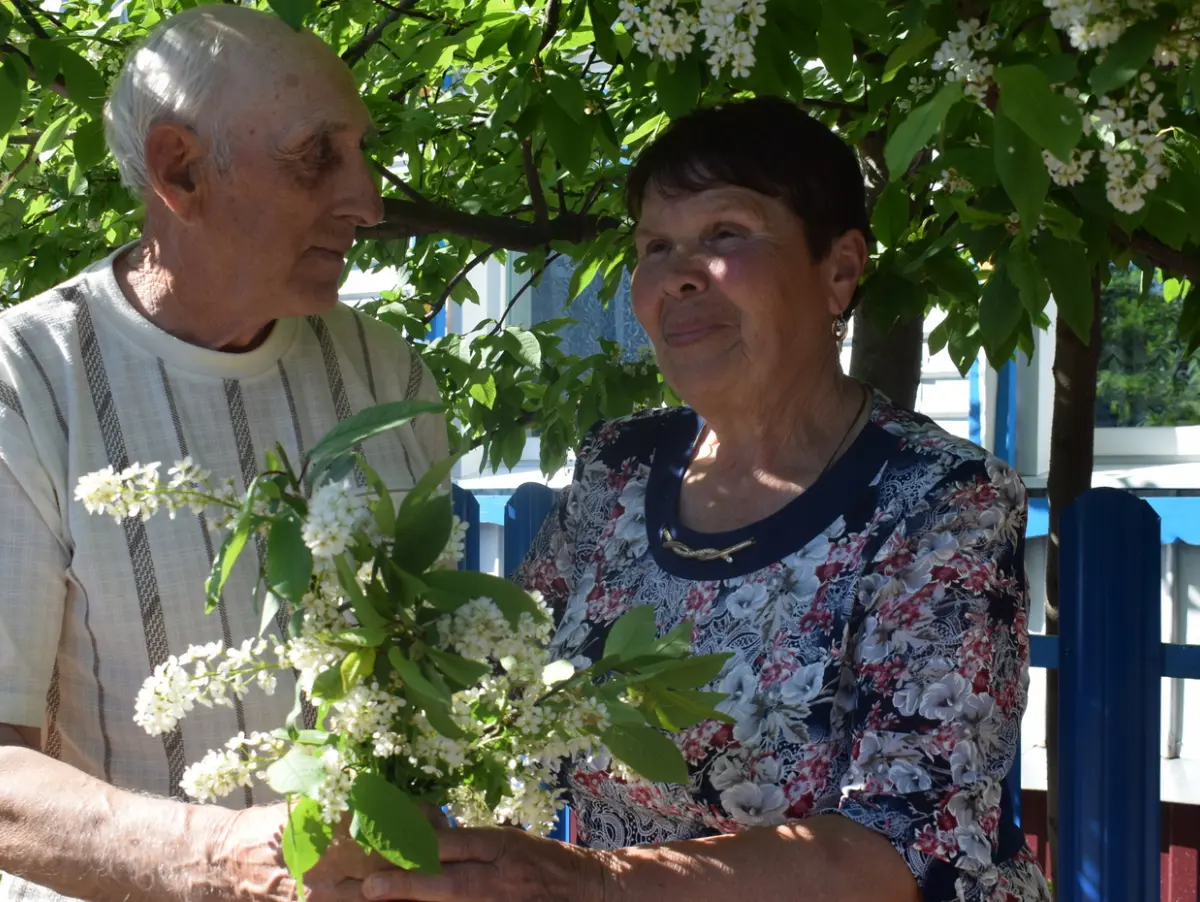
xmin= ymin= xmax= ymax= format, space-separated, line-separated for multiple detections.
xmin=577 ymin=406 xmax=698 ymax=468
xmin=870 ymin=392 xmax=1026 ymax=505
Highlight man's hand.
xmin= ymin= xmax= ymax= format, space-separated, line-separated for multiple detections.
xmin=201 ymin=803 xmax=400 ymax=902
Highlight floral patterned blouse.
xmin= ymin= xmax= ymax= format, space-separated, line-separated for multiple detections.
xmin=515 ymin=394 xmax=1051 ymax=902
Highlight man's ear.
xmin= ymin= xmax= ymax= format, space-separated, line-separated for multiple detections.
xmin=143 ymin=122 xmax=207 ymax=222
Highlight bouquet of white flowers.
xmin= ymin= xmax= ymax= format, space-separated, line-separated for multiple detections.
xmin=75 ymin=401 xmax=731 ymax=890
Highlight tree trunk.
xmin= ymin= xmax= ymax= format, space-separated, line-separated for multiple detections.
xmin=849 ymin=305 xmax=924 ymax=410
xmin=1043 ymin=272 xmax=1103 ymax=894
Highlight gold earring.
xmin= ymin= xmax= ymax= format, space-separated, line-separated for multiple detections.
xmin=832 ymin=317 xmax=849 ymax=343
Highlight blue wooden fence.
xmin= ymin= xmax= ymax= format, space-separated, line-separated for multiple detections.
xmin=452 ymin=484 xmax=1200 ymax=895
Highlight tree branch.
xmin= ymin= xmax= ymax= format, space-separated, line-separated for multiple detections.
xmin=373 ymin=160 xmax=426 ymax=204
xmin=534 ymin=0 xmax=562 ymax=56
xmin=1110 ymin=227 xmax=1200 ymax=283
xmin=425 ymin=245 xmax=499 ymax=323
xmin=522 ymin=139 xmax=549 ymax=225
xmin=11 ymin=0 xmax=51 ymax=40
xmin=487 ymin=252 xmax=563 ymax=336
xmin=364 ymin=197 xmax=623 ymax=251
xmin=342 ymin=0 xmax=416 ymax=66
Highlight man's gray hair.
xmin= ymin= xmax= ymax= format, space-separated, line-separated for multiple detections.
xmin=104 ymin=5 xmax=284 ymax=190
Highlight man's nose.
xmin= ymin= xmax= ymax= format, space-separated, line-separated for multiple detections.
xmin=338 ymin=153 xmax=385 ymax=228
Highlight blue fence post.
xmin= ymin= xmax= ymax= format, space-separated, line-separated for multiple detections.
xmin=1058 ymin=488 xmax=1162 ymax=902
xmin=451 ymin=485 xmax=481 ymax=573
xmin=502 ymin=483 xmax=558 ymax=578
xmin=502 ymin=482 xmax=567 ymax=841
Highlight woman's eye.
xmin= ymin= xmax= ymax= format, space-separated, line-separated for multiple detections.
xmin=710 ymin=227 xmax=743 ymax=241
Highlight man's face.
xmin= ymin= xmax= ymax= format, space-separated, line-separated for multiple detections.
xmin=196 ymin=35 xmax=384 ymax=318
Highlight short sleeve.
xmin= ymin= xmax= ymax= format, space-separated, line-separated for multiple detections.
xmin=828 ymin=457 xmax=1029 ymax=902
xmin=510 ymin=424 xmax=602 ymax=622
xmin=0 ymin=389 xmax=69 ymax=727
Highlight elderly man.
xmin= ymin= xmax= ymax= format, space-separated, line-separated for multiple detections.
xmin=0 ymin=7 xmax=444 ymax=902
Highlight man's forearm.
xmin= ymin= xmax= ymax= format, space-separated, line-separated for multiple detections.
xmin=0 ymin=745 xmax=222 ymax=902
xmin=596 ymin=814 xmax=920 ymax=902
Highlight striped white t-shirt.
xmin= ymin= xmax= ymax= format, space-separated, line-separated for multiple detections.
xmin=0 ymin=248 xmax=447 ymax=901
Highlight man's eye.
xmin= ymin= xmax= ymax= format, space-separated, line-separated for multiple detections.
xmin=309 ymin=138 xmax=337 ymax=166
xmin=644 ymin=240 xmax=670 ymax=255
xmin=710 ymin=227 xmax=743 ymax=241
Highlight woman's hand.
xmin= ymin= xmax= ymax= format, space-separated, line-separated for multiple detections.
xmin=361 ymin=828 xmax=608 ymax=902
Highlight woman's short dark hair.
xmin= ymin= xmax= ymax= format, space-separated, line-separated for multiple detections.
xmin=626 ymin=96 xmax=872 ymax=263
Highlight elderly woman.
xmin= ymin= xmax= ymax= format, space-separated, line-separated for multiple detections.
xmin=363 ymin=97 xmax=1050 ymax=902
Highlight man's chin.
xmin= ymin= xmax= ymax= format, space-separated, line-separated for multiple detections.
xmin=287 ymin=284 xmax=342 ymax=318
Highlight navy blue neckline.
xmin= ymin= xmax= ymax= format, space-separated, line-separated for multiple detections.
xmin=644 ymin=402 xmax=900 ymax=581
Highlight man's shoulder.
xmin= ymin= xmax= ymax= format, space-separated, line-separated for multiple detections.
xmin=0 ymin=272 xmax=95 ymax=362
xmin=318 ymin=302 xmax=413 ymax=354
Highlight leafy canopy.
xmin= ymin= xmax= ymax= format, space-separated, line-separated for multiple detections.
xmin=1 ymin=0 xmax=1198 ymax=473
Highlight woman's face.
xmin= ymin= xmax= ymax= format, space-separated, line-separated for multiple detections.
xmin=630 ymin=184 xmax=862 ymax=412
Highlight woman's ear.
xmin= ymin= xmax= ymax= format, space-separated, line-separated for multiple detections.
xmin=824 ymin=229 xmax=869 ymax=318
xmin=143 ymin=122 xmax=207 ymax=222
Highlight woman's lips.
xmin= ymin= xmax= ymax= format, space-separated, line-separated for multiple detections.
xmin=662 ymin=322 xmax=730 ymax=347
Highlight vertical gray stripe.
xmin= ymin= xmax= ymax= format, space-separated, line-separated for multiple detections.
xmin=0 ymin=381 xmax=25 ymax=422
xmin=276 ymin=360 xmax=309 ymax=493
xmin=307 ymin=316 xmax=366 ymax=487
xmin=14 ymin=332 xmax=67 ymax=437
xmin=67 ymin=287 xmax=182 ymax=796
xmin=160 ymin=361 xmax=253 ymax=809
xmin=403 ymin=354 xmax=424 ymax=402
xmin=43 ymin=661 xmax=62 ymax=759
xmin=352 ymin=312 xmax=377 ymax=403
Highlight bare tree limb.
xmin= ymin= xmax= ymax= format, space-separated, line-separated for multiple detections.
xmin=426 ymin=245 xmax=499 ymax=323
xmin=534 ymin=0 xmax=562 ymax=56
xmin=522 ymin=139 xmax=550 ymax=225
xmin=342 ymin=0 xmax=417 ymax=66
xmin=487 ymin=252 xmax=563 ymax=336
xmin=373 ymin=160 xmax=426 ymax=204
xmin=1109 ymin=227 xmax=1200 ymax=283
xmin=364 ymin=196 xmax=623 ymax=251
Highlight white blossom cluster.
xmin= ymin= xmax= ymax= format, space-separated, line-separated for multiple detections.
xmin=1089 ymin=75 xmax=1168 ymax=213
xmin=328 ymin=681 xmax=407 ymax=759
xmin=133 ymin=638 xmax=280 ymax=736
xmin=1043 ymin=0 xmax=1200 ymax=63
xmin=303 ymin=479 xmax=370 ymax=558
xmin=438 ymin=595 xmax=553 ymax=677
xmin=435 ymin=515 xmax=469 ymax=569
xmin=941 ymin=167 xmax=974 ymax=194
xmin=180 ymin=731 xmax=287 ymax=802
xmin=617 ymin=0 xmax=768 ymax=78
xmin=931 ymin=18 xmax=999 ymax=107
xmin=896 ymin=75 xmax=936 ymax=114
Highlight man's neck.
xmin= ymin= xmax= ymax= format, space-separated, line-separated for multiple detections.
xmin=114 ymin=236 xmax=275 ymax=353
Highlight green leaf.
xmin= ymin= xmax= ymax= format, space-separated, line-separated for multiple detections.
xmin=424 ymin=646 xmax=491 ymax=688
xmin=978 ymin=256 xmax=1022 ymax=360
xmin=350 ymin=774 xmax=441 ymax=873
xmin=925 ymin=251 xmax=981 ymax=304
xmin=468 ymin=374 xmax=498 ymax=408
xmin=260 ymin=591 xmax=283 ymax=638
xmin=653 ymin=56 xmax=701 ymax=118
xmin=994 ymin=65 xmax=1082 ymax=163
xmin=502 ymin=328 xmax=542 ymax=368
xmin=267 ymin=514 xmax=313 ymax=603
xmin=1164 ymin=278 xmax=1183 ymax=302
xmin=1034 ymin=236 xmax=1095 ymax=342
xmin=420 ymin=569 xmax=544 ymax=628
xmin=1088 ymin=16 xmax=1170 ymax=95
xmin=1007 ymin=242 xmax=1050 ymax=316
xmin=387 ymin=648 xmax=450 ymax=703
xmin=57 ymin=48 xmax=106 ymax=118
xmin=604 ymin=605 xmax=658 ymax=660
xmin=837 ymin=0 xmax=889 ymax=38
xmin=650 ymin=688 xmax=732 ymax=731
xmin=204 ymin=479 xmax=259 ymax=611
xmin=268 ymin=0 xmax=317 ymax=31
xmin=392 ymin=491 xmax=453 ymax=574
xmin=994 ymin=109 xmax=1049 ymax=231
xmin=569 ymin=256 xmax=604 ymax=302
xmin=633 ymin=653 xmax=732 ymax=689
xmin=266 ymin=747 xmax=327 ymax=795
xmin=499 ymin=425 xmax=525 ymax=471
xmin=542 ymin=99 xmax=592 ymax=177
xmin=884 ymin=82 xmax=963 ymax=178
xmin=600 ymin=725 xmax=689 ymax=784
xmin=28 ymin=39 xmax=59 ymax=86
xmin=72 ymin=117 xmax=106 ymax=169
xmin=883 ymin=25 xmax=938 ymax=83
xmin=1180 ymin=286 xmax=1200 ymax=356
xmin=282 ymin=798 xmax=333 ymax=892
xmin=335 ymin=556 xmax=387 ymax=631
xmin=306 ymin=400 xmax=443 ymax=472
xmin=544 ymin=73 xmax=589 ymax=123
xmin=311 ymin=661 xmax=351 ymax=702
xmin=871 ymin=181 xmax=909 ymax=247
xmin=0 ymin=57 xmax=27 ymax=137
xmin=818 ymin=1 xmax=854 ymax=85
xmin=34 ymin=114 xmax=71 ymax=156
xmin=340 ymin=649 xmax=376 ymax=693
xmin=398 ymin=452 xmax=460 ymax=518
